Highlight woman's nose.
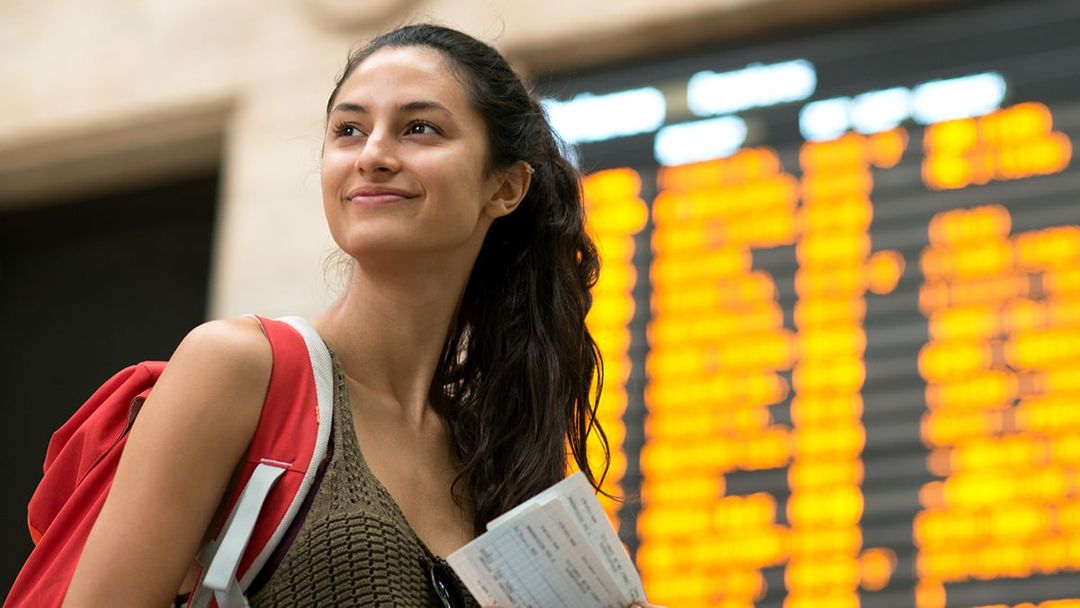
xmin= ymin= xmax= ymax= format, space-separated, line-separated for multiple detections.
xmin=354 ymin=129 xmax=402 ymax=175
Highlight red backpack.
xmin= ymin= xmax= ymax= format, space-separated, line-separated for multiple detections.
xmin=6 ymin=315 xmax=335 ymax=608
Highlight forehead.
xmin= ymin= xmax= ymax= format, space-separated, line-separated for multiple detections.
xmin=337 ymin=46 xmax=472 ymax=110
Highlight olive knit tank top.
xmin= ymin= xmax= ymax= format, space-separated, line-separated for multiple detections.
xmin=248 ymin=351 xmax=480 ymax=607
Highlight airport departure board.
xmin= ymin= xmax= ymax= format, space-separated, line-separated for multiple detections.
xmin=549 ymin=1 xmax=1080 ymax=606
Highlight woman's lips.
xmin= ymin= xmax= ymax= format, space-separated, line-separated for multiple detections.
xmin=348 ymin=193 xmax=412 ymax=204
xmin=345 ymin=186 xmax=416 ymax=205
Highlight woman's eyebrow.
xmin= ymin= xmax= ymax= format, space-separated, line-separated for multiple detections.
xmin=330 ymin=101 xmax=453 ymax=117
xmin=399 ymin=100 xmax=453 ymax=116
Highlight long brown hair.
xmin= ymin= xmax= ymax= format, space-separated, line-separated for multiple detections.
xmin=326 ymin=24 xmax=609 ymax=534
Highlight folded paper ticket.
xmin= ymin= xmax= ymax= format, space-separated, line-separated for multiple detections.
xmin=447 ymin=472 xmax=646 ymax=608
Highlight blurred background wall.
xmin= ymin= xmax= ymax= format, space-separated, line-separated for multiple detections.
xmin=7 ymin=1 xmax=1080 ymax=606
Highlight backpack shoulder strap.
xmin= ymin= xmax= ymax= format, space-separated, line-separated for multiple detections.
xmin=191 ymin=315 xmax=334 ymax=607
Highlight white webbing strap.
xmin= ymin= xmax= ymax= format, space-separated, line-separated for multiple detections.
xmin=196 ymin=462 xmax=287 ymax=607
xmin=189 ymin=314 xmax=335 ymax=607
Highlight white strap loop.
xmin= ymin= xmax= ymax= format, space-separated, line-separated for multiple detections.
xmin=200 ymin=463 xmax=287 ymax=598
xmin=214 ymin=577 xmax=249 ymax=608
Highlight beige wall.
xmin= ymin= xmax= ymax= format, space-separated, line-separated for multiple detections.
xmin=0 ymin=0 xmax=956 ymax=319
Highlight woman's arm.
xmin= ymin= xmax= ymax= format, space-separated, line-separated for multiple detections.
xmin=63 ymin=317 xmax=272 ymax=607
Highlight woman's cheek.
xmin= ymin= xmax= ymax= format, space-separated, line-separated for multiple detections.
xmin=321 ymin=148 xmax=354 ymax=189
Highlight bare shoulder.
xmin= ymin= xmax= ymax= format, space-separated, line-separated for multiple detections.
xmin=169 ymin=316 xmax=272 ymax=380
xmin=138 ymin=316 xmax=278 ymax=470
xmin=149 ymin=315 xmax=274 ymax=438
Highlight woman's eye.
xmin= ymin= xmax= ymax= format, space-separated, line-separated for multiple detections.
xmin=407 ymin=121 xmax=439 ymax=136
xmin=334 ymin=123 xmax=363 ymax=138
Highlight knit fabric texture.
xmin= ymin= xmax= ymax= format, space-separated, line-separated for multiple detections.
xmin=248 ymin=351 xmax=480 ymax=607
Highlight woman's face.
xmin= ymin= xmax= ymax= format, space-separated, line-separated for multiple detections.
xmin=321 ymin=45 xmax=505 ymax=262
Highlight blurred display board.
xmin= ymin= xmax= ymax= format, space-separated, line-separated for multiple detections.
xmin=549 ymin=1 xmax=1080 ymax=606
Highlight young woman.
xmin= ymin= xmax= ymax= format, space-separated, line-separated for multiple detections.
xmin=63 ymin=24 xmax=660 ymax=607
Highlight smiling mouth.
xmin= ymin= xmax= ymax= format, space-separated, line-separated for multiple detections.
xmin=347 ymin=192 xmax=415 ymax=205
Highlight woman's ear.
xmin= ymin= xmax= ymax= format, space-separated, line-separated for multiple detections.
xmin=483 ymin=162 xmax=533 ymax=219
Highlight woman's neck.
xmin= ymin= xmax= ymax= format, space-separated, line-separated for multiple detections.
xmin=311 ymin=255 xmax=470 ymax=428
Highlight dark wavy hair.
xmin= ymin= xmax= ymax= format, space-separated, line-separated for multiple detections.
xmin=325 ymin=24 xmax=609 ymax=534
